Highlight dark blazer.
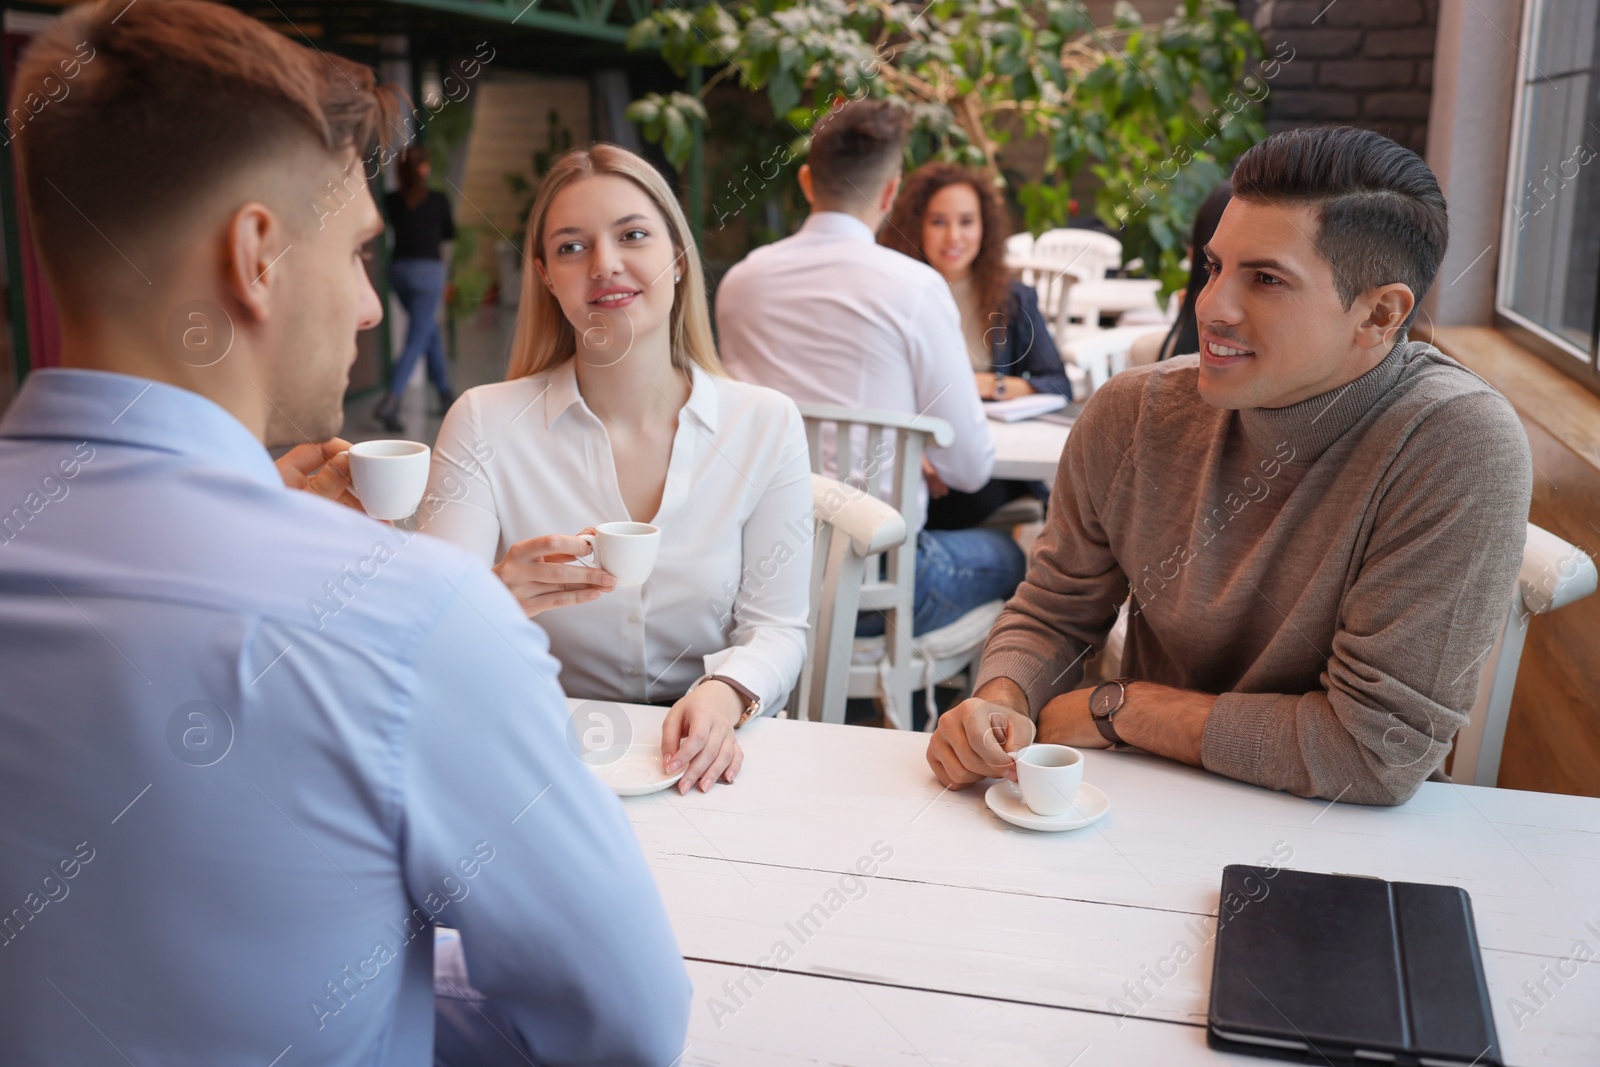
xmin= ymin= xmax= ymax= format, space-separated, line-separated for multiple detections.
xmin=989 ymin=280 xmax=1072 ymax=399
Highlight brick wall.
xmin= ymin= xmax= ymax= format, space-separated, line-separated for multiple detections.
xmin=1246 ymin=0 xmax=1440 ymax=154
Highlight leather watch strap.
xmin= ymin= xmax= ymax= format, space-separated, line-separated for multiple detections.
xmin=705 ymin=675 xmax=762 ymax=727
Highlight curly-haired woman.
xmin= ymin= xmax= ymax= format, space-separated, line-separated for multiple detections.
xmin=881 ymin=162 xmax=1070 ymax=528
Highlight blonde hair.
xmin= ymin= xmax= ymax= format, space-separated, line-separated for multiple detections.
xmin=507 ymin=143 xmax=723 ymax=381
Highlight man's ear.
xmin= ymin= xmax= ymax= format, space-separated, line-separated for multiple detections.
xmin=1356 ymin=282 xmax=1415 ymax=350
xmin=878 ymin=172 xmax=902 ymax=216
xmin=797 ymin=164 xmax=816 ymax=207
xmin=224 ymin=203 xmax=284 ymax=325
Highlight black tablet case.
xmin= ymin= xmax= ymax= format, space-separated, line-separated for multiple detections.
xmin=1207 ymin=865 xmax=1502 ymax=1066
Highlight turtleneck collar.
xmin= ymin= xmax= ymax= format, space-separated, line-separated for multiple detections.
xmin=1237 ymin=339 xmax=1411 ymax=465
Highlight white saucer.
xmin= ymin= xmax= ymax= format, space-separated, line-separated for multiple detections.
xmin=585 ymin=746 xmax=685 ymax=797
xmin=985 ymin=780 xmax=1110 ymax=831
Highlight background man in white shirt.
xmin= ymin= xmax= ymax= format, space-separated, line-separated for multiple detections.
xmin=0 ymin=3 xmax=688 ymax=1064
xmin=716 ymin=99 xmax=1025 ymax=640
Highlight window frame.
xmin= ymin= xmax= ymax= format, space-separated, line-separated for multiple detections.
xmin=1494 ymin=0 xmax=1600 ymax=396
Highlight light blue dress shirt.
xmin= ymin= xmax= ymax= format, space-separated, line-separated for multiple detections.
xmin=0 ymin=369 xmax=690 ymax=1066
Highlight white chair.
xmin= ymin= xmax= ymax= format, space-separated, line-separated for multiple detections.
xmin=789 ymin=475 xmax=908 ymax=724
xmin=1059 ymin=324 xmax=1161 ymax=398
xmin=1454 ymin=523 xmax=1597 ymax=786
xmin=1092 ymin=522 xmax=1597 ymax=788
xmin=1031 ymin=227 xmax=1122 ymax=283
xmin=1029 ymin=228 xmax=1124 ymax=338
xmin=796 ymin=403 xmax=1005 ymax=730
xmin=1004 ymin=231 xmax=1035 ymax=264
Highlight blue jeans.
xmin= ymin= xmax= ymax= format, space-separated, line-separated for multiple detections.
xmin=387 ymin=258 xmax=451 ymax=398
xmin=857 ymin=528 xmax=1026 ymax=637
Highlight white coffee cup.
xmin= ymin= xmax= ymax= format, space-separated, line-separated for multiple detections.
xmin=343 ymin=440 xmax=430 ymax=521
xmin=1014 ymin=744 xmax=1085 ymax=817
xmin=578 ymin=521 xmax=661 ymax=588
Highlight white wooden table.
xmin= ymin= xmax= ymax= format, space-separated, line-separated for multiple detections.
xmin=589 ymin=701 xmax=1600 ymax=1066
xmin=991 ymin=417 xmax=1071 ymax=481
xmin=1065 ymin=278 xmax=1164 ymax=324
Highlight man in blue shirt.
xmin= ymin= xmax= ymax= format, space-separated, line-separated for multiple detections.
xmin=0 ymin=3 xmax=690 ymax=1064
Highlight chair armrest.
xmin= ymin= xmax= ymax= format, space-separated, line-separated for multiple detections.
xmin=1519 ymin=522 xmax=1598 ymax=614
xmin=812 ymin=475 xmax=907 ymax=556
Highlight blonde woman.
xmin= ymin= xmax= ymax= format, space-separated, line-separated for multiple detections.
xmin=419 ymin=144 xmax=810 ymax=794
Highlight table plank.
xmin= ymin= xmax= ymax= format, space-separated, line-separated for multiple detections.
xmin=586 ymin=703 xmax=1600 ymax=1064
xmin=610 ymin=709 xmax=1599 ymax=955
xmin=681 ymin=960 xmax=1251 ymax=1067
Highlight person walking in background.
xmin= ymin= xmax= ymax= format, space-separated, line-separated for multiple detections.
xmin=881 ymin=161 xmax=1071 ymax=529
xmin=375 ymin=144 xmax=456 ymax=431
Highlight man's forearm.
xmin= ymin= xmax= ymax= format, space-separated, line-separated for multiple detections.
xmin=1112 ymin=683 xmax=1214 ymax=764
xmin=1034 ymin=682 xmax=1215 ymax=765
xmin=973 ymin=676 xmax=1030 ymax=718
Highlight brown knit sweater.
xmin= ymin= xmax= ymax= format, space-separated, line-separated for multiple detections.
xmin=975 ymin=340 xmax=1533 ymax=805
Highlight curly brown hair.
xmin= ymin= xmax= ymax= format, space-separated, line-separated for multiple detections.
xmin=880 ymin=161 xmax=1014 ymax=330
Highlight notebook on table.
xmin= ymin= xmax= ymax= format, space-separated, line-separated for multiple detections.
xmin=1208 ymin=865 xmax=1502 ymax=1066
xmin=982 ymin=394 xmax=1068 ymax=422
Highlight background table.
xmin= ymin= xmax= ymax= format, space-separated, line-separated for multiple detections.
xmin=587 ymin=701 xmax=1600 ymax=1066
xmin=991 ymin=416 xmax=1071 ymax=481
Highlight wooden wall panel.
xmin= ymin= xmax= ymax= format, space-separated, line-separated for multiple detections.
xmin=1433 ymin=327 xmax=1600 ymax=798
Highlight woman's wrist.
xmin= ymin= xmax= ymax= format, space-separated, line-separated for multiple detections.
xmin=697 ymin=678 xmax=747 ymax=726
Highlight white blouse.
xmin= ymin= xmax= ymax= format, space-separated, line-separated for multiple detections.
xmin=419 ymin=360 xmax=812 ymax=713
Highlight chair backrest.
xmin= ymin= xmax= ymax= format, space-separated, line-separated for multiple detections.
xmin=1031 ymin=228 xmax=1123 ymax=283
xmin=1004 ymin=231 xmax=1035 ymax=264
xmin=795 ymin=404 xmax=953 ymax=727
xmin=790 ymin=475 xmax=908 ymax=723
xmin=1453 ymin=522 xmax=1598 ymax=786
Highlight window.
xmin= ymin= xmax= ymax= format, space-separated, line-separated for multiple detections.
xmin=1497 ymin=0 xmax=1600 ymax=383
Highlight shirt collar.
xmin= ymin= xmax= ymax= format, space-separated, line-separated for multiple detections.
xmin=0 ymin=368 xmax=281 ymax=488
xmin=799 ymin=211 xmax=877 ymax=244
xmin=1237 ymin=339 xmax=1411 ymax=464
xmin=543 ymin=358 xmax=718 ymax=433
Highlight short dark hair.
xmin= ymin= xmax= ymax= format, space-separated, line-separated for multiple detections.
xmin=13 ymin=0 xmax=399 ymax=302
xmin=1230 ymin=126 xmax=1447 ymax=326
xmin=806 ymin=98 xmax=911 ymax=202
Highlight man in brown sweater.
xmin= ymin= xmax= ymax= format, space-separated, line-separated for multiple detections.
xmin=928 ymin=127 xmax=1532 ymax=805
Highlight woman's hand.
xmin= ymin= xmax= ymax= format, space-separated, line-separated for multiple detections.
xmin=276 ymin=439 xmax=361 ymax=511
xmin=974 ymin=373 xmax=1035 ymax=400
xmin=662 ymin=680 xmax=745 ymax=794
xmin=493 ymin=531 xmax=616 ymax=617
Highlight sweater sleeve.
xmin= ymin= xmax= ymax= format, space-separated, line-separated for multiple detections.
xmin=973 ymin=376 xmax=1132 ymax=715
xmin=1201 ymin=392 xmax=1533 ymax=805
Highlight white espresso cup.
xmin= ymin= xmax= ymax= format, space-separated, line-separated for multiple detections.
xmin=578 ymin=521 xmax=661 ymax=588
xmin=1014 ymin=744 xmax=1085 ymax=817
xmin=343 ymin=440 xmax=430 ymax=521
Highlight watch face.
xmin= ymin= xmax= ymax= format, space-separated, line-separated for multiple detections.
xmin=1090 ymin=684 xmax=1118 ymax=718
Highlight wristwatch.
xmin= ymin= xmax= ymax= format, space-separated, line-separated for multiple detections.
xmin=1088 ymin=677 xmax=1134 ymax=747
xmin=705 ymin=675 xmax=763 ymax=727
xmin=993 ymin=374 xmax=1008 ymax=400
